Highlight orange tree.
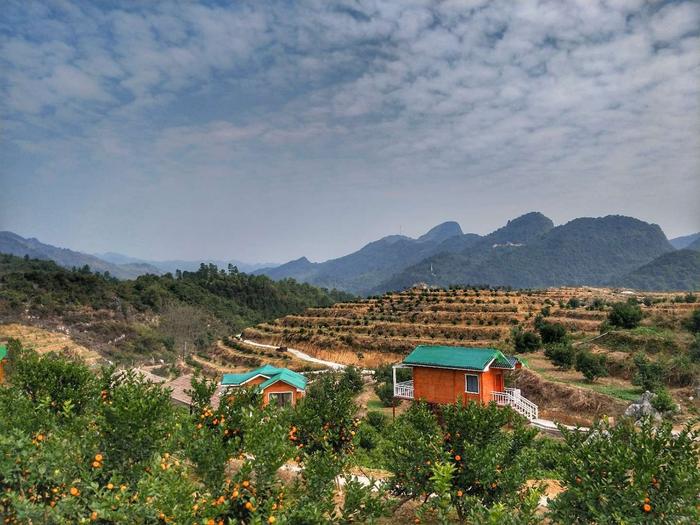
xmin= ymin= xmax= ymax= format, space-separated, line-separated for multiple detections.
xmin=383 ymin=402 xmax=445 ymax=501
xmin=549 ymin=417 xmax=700 ymax=524
xmin=291 ymin=373 xmax=359 ymax=458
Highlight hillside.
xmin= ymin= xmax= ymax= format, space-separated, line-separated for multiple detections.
xmin=670 ymin=232 xmax=700 ymax=249
xmin=377 ymin=215 xmax=674 ymax=292
xmin=0 ymin=254 xmax=351 ymax=364
xmin=616 ymin=250 xmax=700 ymax=291
xmin=256 ymin=221 xmax=476 ymax=294
xmin=687 ymin=237 xmax=700 ymax=252
xmin=0 ymin=231 xmax=162 ymax=279
xmin=244 ymin=285 xmax=699 ymax=423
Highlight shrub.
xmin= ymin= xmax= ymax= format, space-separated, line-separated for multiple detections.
xmin=574 ymin=351 xmax=608 ymax=382
xmin=544 ymin=342 xmax=576 ymax=369
xmin=365 ymin=411 xmax=387 ymax=430
xmin=550 ymin=418 xmax=700 ymax=524
xmin=383 ymin=402 xmax=443 ymax=499
xmin=685 ymin=308 xmax=700 ymax=334
xmin=511 ymin=328 xmax=541 ymax=353
xmin=632 ymin=353 xmax=664 ymax=392
xmin=690 ymin=334 xmax=700 ymax=363
xmin=374 ymin=381 xmax=398 ymax=407
xmin=538 ymin=321 xmax=567 ymax=344
xmin=339 ymin=366 xmax=364 ymax=394
xmin=608 ymin=301 xmax=643 ymax=329
xmin=650 ymin=389 xmax=678 ymax=415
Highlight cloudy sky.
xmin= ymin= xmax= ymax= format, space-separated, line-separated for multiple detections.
xmin=1 ymin=0 xmax=699 ymax=264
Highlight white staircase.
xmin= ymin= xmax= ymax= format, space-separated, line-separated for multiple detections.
xmin=491 ymin=388 xmax=538 ymax=420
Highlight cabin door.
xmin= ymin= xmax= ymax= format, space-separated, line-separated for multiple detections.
xmin=493 ymin=372 xmax=503 ymax=393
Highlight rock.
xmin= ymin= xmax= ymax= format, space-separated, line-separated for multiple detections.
xmin=624 ymin=391 xmax=663 ymax=422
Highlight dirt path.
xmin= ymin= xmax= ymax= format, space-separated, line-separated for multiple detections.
xmin=239 ymin=337 xmax=346 ymax=370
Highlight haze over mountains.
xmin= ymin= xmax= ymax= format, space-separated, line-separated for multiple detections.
xmin=2 ymin=212 xmax=699 ymax=293
xmin=0 ymin=232 xmax=275 ymax=280
xmin=255 ymin=213 xmax=700 ymax=294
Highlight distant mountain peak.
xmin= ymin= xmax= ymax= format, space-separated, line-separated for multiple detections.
xmin=417 ymin=221 xmax=463 ymax=243
xmin=488 ymin=212 xmax=554 ymax=244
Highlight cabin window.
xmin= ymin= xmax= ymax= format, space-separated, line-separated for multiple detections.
xmin=465 ymin=374 xmax=479 ymax=394
xmin=268 ymin=392 xmax=293 ymax=407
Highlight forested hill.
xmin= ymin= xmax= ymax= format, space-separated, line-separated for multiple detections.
xmin=0 ymin=254 xmax=352 ymax=361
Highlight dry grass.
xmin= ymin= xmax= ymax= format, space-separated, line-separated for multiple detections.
xmin=0 ymin=322 xmax=102 ymax=365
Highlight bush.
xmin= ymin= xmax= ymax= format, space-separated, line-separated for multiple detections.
xmin=538 ymin=321 xmax=567 ymax=344
xmin=365 ymin=411 xmax=387 ymax=430
xmin=544 ymin=342 xmax=576 ymax=369
xmin=685 ymin=308 xmax=700 ymax=334
xmin=550 ymin=418 xmax=699 ymax=524
xmin=608 ymin=301 xmax=643 ymax=329
xmin=574 ymin=351 xmax=608 ymax=382
xmin=511 ymin=328 xmax=541 ymax=353
xmin=632 ymin=353 xmax=665 ymax=392
xmin=690 ymin=334 xmax=700 ymax=363
xmin=339 ymin=366 xmax=364 ymax=394
xmin=650 ymin=389 xmax=678 ymax=415
xmin=374 ymin=382 xmax=398 ymax=407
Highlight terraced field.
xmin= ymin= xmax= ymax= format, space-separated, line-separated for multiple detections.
xmin=243 ymin=286 xmax=696 ymax=365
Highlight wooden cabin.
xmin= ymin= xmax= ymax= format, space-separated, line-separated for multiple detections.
xmin=0 ymin=345 xmax=6 ymax=384
xmin=221 ymin=364 xmax=307 ymax=407
xmin=393 ymin=345 xmax=539 ymax=420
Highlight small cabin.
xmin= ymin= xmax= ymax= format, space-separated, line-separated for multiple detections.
xmin=221 ymin=364 xmax=307 ymax=407
xmin=0 ymin=345 xmax=7 ymax=384
xmin=393 ymin=345 xmax=538 ymax=420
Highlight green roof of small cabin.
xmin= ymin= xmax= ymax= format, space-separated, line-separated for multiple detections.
xmin=402 ymin=345 xmax=517 ymax=371
xmin=0 ymin=345 xmax=7 ymax=361
xmin=221 ymin=365 xmax=307 ymax=391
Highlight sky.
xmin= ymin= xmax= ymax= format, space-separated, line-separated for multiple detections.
xmin=1 ymin=0 xmax=699 ymax=264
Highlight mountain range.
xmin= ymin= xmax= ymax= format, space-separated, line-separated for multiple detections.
xmin=2 ymin=214 xmax=698 ymax=293
xmin=255 ymin=214 xmax=700 ymax=294
xmin=0 ymin=232 xmax=276 ymax=280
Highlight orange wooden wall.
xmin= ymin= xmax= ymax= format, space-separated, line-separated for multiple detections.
xmin=261 ymin=381 xmax=304 ymax=407
xmin=413 ymin=366 xmax=504 ymax=405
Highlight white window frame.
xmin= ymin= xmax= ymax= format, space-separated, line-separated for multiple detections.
xmin=267 ymin=391 xmax=294 ymax=407
xmin=465 ymin=374 xmax=480 ymax=394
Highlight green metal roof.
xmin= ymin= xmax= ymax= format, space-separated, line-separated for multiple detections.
xmin=0 ymin=345 xmax=7 ymax=361
xmin=221 ymin=364 xmax=307 ymax=391
xmin=402 ymin=345 xmax=516 ymax=371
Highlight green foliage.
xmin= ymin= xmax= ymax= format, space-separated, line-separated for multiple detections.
xmin=99 ymin=370 xmax=175 ymax=480
xmin=537 ymin=321 xmax=567 ymax=345
xmin=650 ymin=389 xmax=677 ymax=415
xmin=550 ymin=418 xmax=700 ymax=524
xmin=543 ymin=342 xmax=576 ymax=369
xmin=11 ymin=347 xmax=98 ymax=414
xmin=511 ymin=328 xmax=541 ymax=353
xmin=293 ymin=373 xmax=358 ymax=457
xmin=574 ymin=351 xmax=608 ymax=382
xmin=632 ymin=353 xmax=665 ymax=392
xmin=374 ymin=381 xmax=399 ymax=407
xmin=690 ymin=334 xmax=700 ymax=363
xmin=0 ymin=253 xmax=353 ymax=360
xmin=608 ymin=301 xmax=643 ymax=329
xmin=365 ymin=411 xmax=387 ymax=430
xmin=685 ymin=308 xmax=700 ymax=334
xmin=339 ymin=365 xmax=364 ymax=394
xmin=383 ymin=402 xmax=444 ymax=499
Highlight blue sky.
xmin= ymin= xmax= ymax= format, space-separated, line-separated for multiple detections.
xmin=1 ymin=0 xmax=699 ymax=263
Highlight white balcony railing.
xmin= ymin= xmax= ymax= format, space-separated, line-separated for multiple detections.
xmin=491 ymin=389 xmax=538 ymax=420
xmin=394 ymin=380 xmax=414 ymax=399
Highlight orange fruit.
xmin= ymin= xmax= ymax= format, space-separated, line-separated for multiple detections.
xmin=95 ymin=454 xmax=103 ymax=462
xmin=455 ymin=455 xmax=461 ymax=461
xmin=457 ymin=490 xmax=463 ymax=497
xmin=70 ymin=487 xmax=79 ymax=496
xmin=245 ymin=501 xmax=254 ymax=511
xmin=107 ymin=483 xmax=114 ymax=490
xmin=91 ymin=512 xmax=98 ymax=521
xmin=268 ymin=518 xmax=276 ymax=524
xmin=643 ymin=503 xmax=651 ymax=512
xmin=92 ymin=461 xmax=101 ymax=468
xmin=242 ymin=480 xmax=250 ymax=488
